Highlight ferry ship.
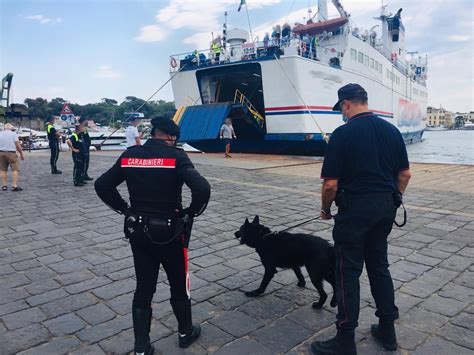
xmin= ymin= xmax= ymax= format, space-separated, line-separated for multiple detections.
xmin=169 ymin=0 xmax=428 ymax=155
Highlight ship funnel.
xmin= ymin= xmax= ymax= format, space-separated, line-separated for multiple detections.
xmin=317 ymin=0 xmax=328 ymax=21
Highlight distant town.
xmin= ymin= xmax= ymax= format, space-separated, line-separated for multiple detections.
xmin=425 ymin=107 xmax=474 ymax=130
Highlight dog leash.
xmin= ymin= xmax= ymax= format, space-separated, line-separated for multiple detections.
xmin=263 ymin=215 xmax=322 ymax=238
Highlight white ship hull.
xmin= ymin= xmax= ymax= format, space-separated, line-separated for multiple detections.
xmin=170 ymin=4 xmax=427 ymax=155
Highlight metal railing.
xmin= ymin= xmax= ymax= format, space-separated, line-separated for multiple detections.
xmin=233 ymin=89 xmax=264 ymax=127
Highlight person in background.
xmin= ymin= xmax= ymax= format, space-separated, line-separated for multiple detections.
xmin=211 ymin=37 xmax=221 ymax=62
xmin=45 ymin=116 xmax=62 ymax=174
xmin=79 ymin=117 xmax=93 ymax=180
xmin=67 ymin=124 xmax=86 ymax=187
xmin=0 ymin=123 xmax=24 ymax=191
xmin=220 ymin=118 xmax=237 ymax=158
xmin=125 ymin=116 xmax=142 ymax=149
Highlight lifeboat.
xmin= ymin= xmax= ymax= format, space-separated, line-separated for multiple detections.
xmin=293 ymin=17 xmax=349 ymax=36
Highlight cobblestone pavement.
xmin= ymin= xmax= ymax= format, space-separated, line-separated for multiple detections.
xmin=1 ymin=150 xmax=473 ymax=354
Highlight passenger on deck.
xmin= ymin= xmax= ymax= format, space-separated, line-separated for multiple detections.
xmin=220 ymin=118 xmax=237 ymax=158
xmin=263 ymin=32 xmax=270 ymax=48
xmin=211 ymin=37 xmax=221 ymax=63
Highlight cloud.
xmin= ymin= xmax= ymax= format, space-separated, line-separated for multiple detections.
xmin=448 ymin=35 xmax=471 ymax=42
xmin=92 ymin=65 xmax=121 ymax=79
xmin=134 ymin=24 xmax=168 ymax=42
xmin=135 ymin=0 xmax=281 ymax=47
xmin=25 ymin=14 xmax=62 ymax=25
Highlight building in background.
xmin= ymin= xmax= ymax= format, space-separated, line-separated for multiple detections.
xmin=426 ymin=107 xmax=454 ymax=128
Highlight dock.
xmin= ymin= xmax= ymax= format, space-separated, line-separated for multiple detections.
xmin=1 ymin=150 xmax=473 ymax=354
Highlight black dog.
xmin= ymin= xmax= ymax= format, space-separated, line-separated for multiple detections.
xmin=235 ymin=216 xmax=337 ymax=309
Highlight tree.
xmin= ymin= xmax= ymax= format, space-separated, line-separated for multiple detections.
xmin=24 ymin=98 xmax=49 ymax=120
xmin=101 ymin=98 xmax=118 ymax=105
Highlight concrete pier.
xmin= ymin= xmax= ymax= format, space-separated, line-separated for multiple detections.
xmin=1 ymin=151 xmax=473 ymax=354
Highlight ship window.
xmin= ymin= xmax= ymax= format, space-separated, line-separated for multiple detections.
xmin=386 ymin=69 xmax=389 ymax=78
xmin=370 ymin=58 xmax=374 ymax=69
xmin=379 ymin=64 xmax=382 ymax=73
xmin=375 ymin=61 xmax=379 ymax=71
xmin=350 ymin=48 xmax=357 ymax=60
xmin=390 ymin=72 xmax=394 ymax=81
xmin=364 ymin=55 xmax=369 ymax=66
xmin=358 ymin=51 xmax=363 ymax=63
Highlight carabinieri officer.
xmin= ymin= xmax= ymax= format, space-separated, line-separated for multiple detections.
xmin=45 ymin=116 xmax=62 ymax=174
xmin=95 ymin=116 xmax=211 ymax=355
xmin=311 ymin=84 xmax=411 ymax=355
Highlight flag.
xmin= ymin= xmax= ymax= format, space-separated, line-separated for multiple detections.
xmin=238 ymin=0 xmax=245 ymax=12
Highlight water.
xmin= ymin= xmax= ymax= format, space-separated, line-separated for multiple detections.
xmin=98 ymin=131 xmax=474 ymax=165
xmin=407 ymin=130 xmax=474 ymax=165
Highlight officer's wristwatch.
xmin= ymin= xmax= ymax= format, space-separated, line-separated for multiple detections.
xmin=320 ymin=209 xmax=330 ymax=216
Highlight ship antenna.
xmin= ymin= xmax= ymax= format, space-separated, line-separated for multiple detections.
xmin=244 ymin=1 xmax=254 ymax=42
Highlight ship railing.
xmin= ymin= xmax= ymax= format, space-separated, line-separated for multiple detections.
xmin=169 ymin=37 xmax=344 ymax=72
xmin=233 ymin=89 xmax=265 ymax=127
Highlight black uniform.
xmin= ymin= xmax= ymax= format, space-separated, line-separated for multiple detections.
xmin=95 ymin=138 xmax=210 ymax=352
xmin=321 ymin=111 xmax=409 ymax=333
xmin=46 ymin=123 xmax=60 ymax=173
xmin=80 ymin=129 xmax=92 ymax=179
xmin=69 ymin=132 xmax=85 ymax=185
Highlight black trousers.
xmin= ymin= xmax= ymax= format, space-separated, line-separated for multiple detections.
xmin=49 ymin=142 xmax=59 ymax=171
xmin=83 ymin=154 xmax=90 ymax=177
xmin=130 ymin=231 xmax=189 ymax=309
xmin=72 ymin=153 xmax=84 ymax=184
xmin=333 ymin=193 xmax=399 ymax=331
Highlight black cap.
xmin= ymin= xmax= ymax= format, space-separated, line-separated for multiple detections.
xmin=332 ymin=83 xmax=368 ymax=111
xmin=78 ymin=116 xmax=89 ymax=123
xmin=151 ymin=116 xmax=180 ymax=137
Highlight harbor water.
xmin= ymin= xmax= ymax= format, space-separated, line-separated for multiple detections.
xmin=407 ymin=130 xmax=474 ymax=165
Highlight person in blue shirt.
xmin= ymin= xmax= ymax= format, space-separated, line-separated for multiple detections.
xmin=311 ymin=84 xmax=412 ymax=355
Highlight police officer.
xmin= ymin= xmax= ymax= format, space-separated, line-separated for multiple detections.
xmin=78 ymin=117 xmax=93 ymax=180
xmin=95 ymin=116 xmax=210 ymax=355
xmin=67 ymin=124 xmax=86 ymax=187
xmin=311 ymin=84 xmax=411 ymax=355
xmin=45 ymin=116 xmax=62 ymax=174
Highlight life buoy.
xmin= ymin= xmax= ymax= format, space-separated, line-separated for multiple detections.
xmin=170 ymin=57 xmax=178 ymax=68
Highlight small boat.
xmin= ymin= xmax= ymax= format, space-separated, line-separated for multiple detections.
xmin=293 ymin=17 xmax=349 ymax=36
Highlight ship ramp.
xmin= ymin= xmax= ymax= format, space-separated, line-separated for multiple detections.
xmin=175 ymin=101 xmax=265 ymax=143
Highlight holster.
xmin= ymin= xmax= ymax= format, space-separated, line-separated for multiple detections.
xmin=124 ymin=213 xmax=192 ymax=246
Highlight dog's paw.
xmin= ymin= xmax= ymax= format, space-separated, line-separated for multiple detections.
xmin=312 ymin=302 xmax=323 ymax=309
xmin=297 ymin=280 xmax=306 ymax=288
xmin=245 ymin=290 xmax=263 ymax=297
xmin=330 ymin=298 xmax=337 ymax=307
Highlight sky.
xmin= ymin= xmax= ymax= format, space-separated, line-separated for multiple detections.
xmin=1 ymin=0 xmax=473 ymax=112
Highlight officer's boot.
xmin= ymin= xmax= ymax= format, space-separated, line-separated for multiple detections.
xmin=170 ymin=299 xmax=201 ymax=348
xmin=52 ymin=168 xmax=62 ymax=174
xmin=311 ymin=329 xmax=356 ymax=355
xmin=371 ymin=320 xmax=397 ymax=351
xmin=132 ymin=307 xmax=154 ymax=355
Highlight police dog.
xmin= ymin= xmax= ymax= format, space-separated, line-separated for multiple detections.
xmin=235 ymin=216 xmax=337 ymax=309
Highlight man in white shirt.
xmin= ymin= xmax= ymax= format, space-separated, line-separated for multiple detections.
xmin=0 ymin=123 xmax=24 ymax=191
xmin=125 ymin=117 xmax=142 ymax=148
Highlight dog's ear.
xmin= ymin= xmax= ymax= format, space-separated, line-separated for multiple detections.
xmin=244 ymin=218 xmax=249 ymax=225
xmin=252 ymin=215 xmax=260 ymax=224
